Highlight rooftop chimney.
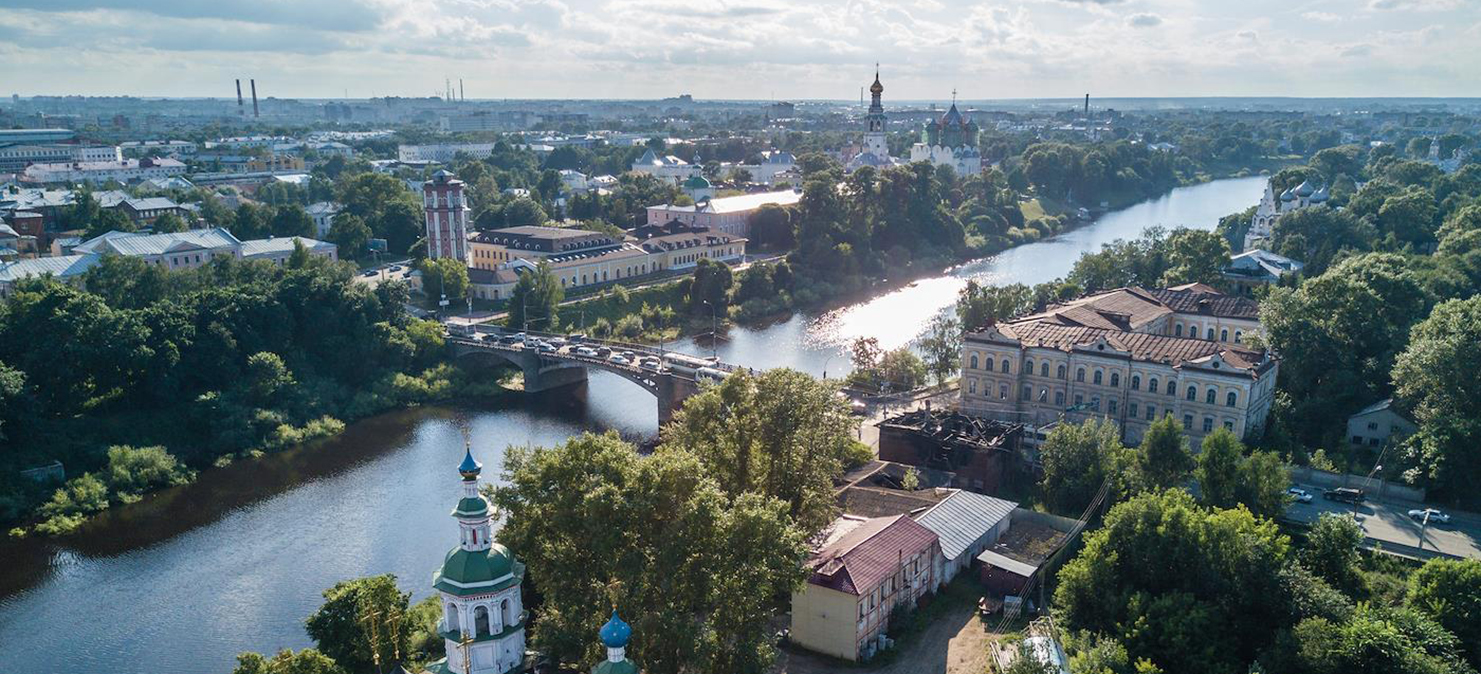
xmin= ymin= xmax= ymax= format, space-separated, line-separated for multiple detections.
xmin=250 ymin=79 xmax=259 ymax=118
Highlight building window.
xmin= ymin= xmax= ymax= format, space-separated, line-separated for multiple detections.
xmin=1108 ymin=399 xmax=1118 ymax=415
xmin=999 ymin=384 xmax=1008 ymax=400
xmin=1131 ymin=375 xmax=1141 ymax=390
xmin=1076 ymin=368 xmax=1085 ymax=383
xmin=1093 ymin=370 xmax=1103 ymax=385
xmin=1203 ymin=417 xmax=1214 ymax=433
xmin=1224 ymin=420 xmax=1234 ymax=431
xmin=1207 ymin=327 xmax=1216 ymax=340
xmin=1226 ymin=391 xmax=1238 ymax=407
xmin=1001 ymin=359 xmax=1011 ymax=373
xmin=1220 ymin=328 xmax=1229 ymax=342
xmin=1352 ymin=435 xmax=1364 ymax=445
xmin=1206 ymin=388 xmax=1217 ymax=404
xmin=1057 ymin=364 xmax=1066 ymax=379
xmin=1183 ymin=414 xmax=1193 ymax=430
xmin=1148 ymin=377 xmax=1158 ymax=393
xmin=970 ymin=353 xmax=979 ymax=369
xmin=1129 ymin=403 xmax=1139 ymax=418
xmin=1234 ymin=331 xmax=1242 ymax=343
xmin=1110 ymin=372 xmax=1120 ymax=387
xmin=1367 ymin=422 xmax=1378 ymax=431
xmin=1186 ymin=384 xmax=1196 ymax=400
xmin=1037 ymin=362 xmax=1047 ymax=377
xmin=968 ymin=379 xmax=977 ymax=394
xmin=1025 ymin=358 xmax=1034 ymax=374
xmin=1175 ymin=324 xmax=1184 ymax=337
xmin=1167 ymin=380 xmax=1177 ymax=396
xmin=1055 ymin=391 xmax=1065 ymax=406
xmin=1146 ymin=405 xmax=1155 ymax=420
xmin=1022 ymin=385 xmax=1032 ymax=401
xmin=1074 ymin=394 xmax=1084 ymax=406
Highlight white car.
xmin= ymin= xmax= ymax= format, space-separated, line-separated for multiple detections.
xmin=1287 ymin=488 xmax=1313 ymax=503
xmin=608 ymin=355 xmax=631 ymax=366
xmin=1408 ymin=508 xmax=1451 ymax=524
xmin=640 ymin=359 xmax=662 ymax=372
xmin=536 ymin=341 xmax=556 ymax=353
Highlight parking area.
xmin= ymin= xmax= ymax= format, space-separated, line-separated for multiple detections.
xmin=1284 ymin=484 xmax=1481 ymax=560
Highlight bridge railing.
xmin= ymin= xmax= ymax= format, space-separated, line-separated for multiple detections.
xmin=452 ymin=322 xmax=738 ymax=373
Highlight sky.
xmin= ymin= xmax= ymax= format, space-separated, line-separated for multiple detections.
xmin=0 ymin=0 xmax=1478 ymax=100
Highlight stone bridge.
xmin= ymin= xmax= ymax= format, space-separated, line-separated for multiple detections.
xmin=446 ymin=328 xmax=738 ymax=425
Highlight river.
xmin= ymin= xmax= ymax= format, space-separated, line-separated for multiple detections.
xmin=0 ymin=176 xmax=1265 ymax=673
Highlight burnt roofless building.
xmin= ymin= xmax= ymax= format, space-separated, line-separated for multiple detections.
xmin=877 ymin=409 xmax=1023 ymax=493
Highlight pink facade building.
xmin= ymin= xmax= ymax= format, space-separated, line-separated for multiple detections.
xmin=423 ymin=170 xmax=469 ymax=262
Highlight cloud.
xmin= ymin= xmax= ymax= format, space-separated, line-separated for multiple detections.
xmin=1236 ymin=29 xmax=1259 ymax=40
xmin=1340 ymin=43 xmax=1377 ymax=57
xmin=2 ymin=0 xmax=387 ymax=32
xmin=1300 ymin=11 xmax=1344 ymax=21
xmin=1127 ymin=12 xmax=1162 ymax=27
xmin=1368 ymin=0 xmax=1464 ymax=10
xmin=1051 ymin=0 xmax=1127 ymax=4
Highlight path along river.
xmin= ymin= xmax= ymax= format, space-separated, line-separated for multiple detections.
xmin=0 ymin=176 xmax=1265 ymax=673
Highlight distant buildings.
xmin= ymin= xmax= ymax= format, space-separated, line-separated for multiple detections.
xmin=629 ymin=149 xmax=701 ymax=184
xmin=1222 ymin=249 xmax=1303 ymax=296
xmin=306 ymin=201 xmax=342 ymax=238
xmin=399 ymin=142 xmax=498 ymax=163
xmin=0 ymin=143 xmax=121 ymax=172
xmin=644 ymin=189 xmax=802 ymax=237
xmin=1346 ymin=398 xmax=1416 ymax=449
xmin=20 ymin=157 xmax=186 ymax=185
xmin=1245 ymin=178 xmax=1327 ymax=251
xmin=958 ymin=284 xmax=1279 ymax=445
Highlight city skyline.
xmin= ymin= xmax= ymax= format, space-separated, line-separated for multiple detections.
xmin=2 ymin=0 xmax=1479 ymax=100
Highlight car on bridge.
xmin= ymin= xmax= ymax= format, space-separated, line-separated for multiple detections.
xmin=609 ymin=354 xmax=631 ymax=366
xmin=575 ymin=346 xmax=599 ymax=358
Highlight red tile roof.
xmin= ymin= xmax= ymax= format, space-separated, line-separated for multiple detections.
xmin=807 ymin=515 xmax=938 ymax=596
xmin=986 ymin=322 xmax=1272 ymax=375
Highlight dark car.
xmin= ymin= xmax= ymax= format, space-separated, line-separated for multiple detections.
xmin=1323 ymin=487 xmax=1365 ymax=503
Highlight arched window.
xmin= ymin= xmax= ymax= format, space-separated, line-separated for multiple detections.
xmin=1234 ymin=330 xmax=1243 ymax=343
xmin=1206 ymin=387 xmax=1217 ymax=404
xmin=1093 ymin=370 xmax=1103 ymax=385
xmin=1187 ymin=385 xmax=1197 ymax=401
xmin=1025 ymin=358 xmax=1034 ymax=375
xmin=1057 ymin=364 xmax=1066 ymax=379
xmin=1110 ymin=372 xmax=1121 ymax=387
xmin=501 ymin=599 xmax=512 ymax=626
xmin=1175 ymin=324 xmax=1184 ymax=337
xmin=1041 ymin=362 xmax=1050 ymax=377
xmin=1220 ymin=328 xmax=1229 ymax=342
xmin=1207 ymin=327 xmax=1216 ymax=340
xmin=1167 ymin=379 xmax=1177 ymax=396
xmin=474 ymin=605 xmax=491 ymax=636
xmin=447 ymin=604 xmax=462 ymax=633
xmin=1076 ymin=368 xmax=1086 ymax=382
xmin=970 ymin=353 xmax=979 ymax=369
xmin=1227 ymin=391 xmax=1238 ymax=407
xmin=1147 ymin=377 xmax=1158 ymax=393
xmin=1001 ymin=359 xmax=1011 ymax=373
xmin=1131 ymin=375 xmax=1141 ymax=390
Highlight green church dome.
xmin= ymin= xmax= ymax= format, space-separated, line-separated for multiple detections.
xmin=683 ymin=175 xmax=711 ymax=189
xmin=452 ymin=496 xmax=489 ymax=518
xmin=433 ymin=543 xmax=524 ymax=596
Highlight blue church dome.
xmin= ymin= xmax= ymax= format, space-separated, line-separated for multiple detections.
xmin=458 ymin=446 xmax=483 ymax=480
xmin=600 ymin=610 xmax=632 ymax=648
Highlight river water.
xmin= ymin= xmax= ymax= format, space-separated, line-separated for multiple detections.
xmin=0 ymin=176 xmax=1264 ymax=673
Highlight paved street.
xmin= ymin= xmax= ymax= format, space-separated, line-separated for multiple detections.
xmin=1283 ymin=484 xmax=1481 ymax=560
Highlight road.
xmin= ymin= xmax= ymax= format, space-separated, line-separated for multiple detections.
xmin=1284 ymin=484 xmax=1481 ymax=560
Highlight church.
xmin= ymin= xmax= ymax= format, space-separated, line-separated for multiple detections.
xmin=846 ymin=68 xmax=899 ymax=170
xmin=1243 ymin=177 xmax=1327 ymax=251
xmin=909 ymin=94 xmax=982 ymax=175
xmin=422 ymin=447 xmax=644 ymax=674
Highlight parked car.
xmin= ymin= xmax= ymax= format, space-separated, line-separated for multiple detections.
xmin=362 ymin=270 xmax=377 ymax=277
xmin=1287 ymin=488 xmax=1314 ymax=503
xmin=1323 ymin=487 xmax=1366 ymax=503
xmin=389 ymin=265 xmax=402 ymax=272
xmin=1408 ymin=508 xmax=1451 ymax=524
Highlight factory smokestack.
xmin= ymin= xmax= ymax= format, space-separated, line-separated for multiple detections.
xmin=460 ymin=78 xmax=464 ymax=102
xmin=251 ymin=79 xmax=259 ymax=118
xmin=1084 ymin=93 xmax=1089 ymax=117
xmin=236 ymin=79 xmax=244 ymax=116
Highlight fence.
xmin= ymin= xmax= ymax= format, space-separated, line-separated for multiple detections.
xmin=1289 ymin=465 xmax=1426 ymax=502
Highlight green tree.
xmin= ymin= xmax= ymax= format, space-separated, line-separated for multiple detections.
xmin=1161 ymin=228 xmax=1230 ymax=286
xmin=1056 ymin=489 xmax=1293 ymax=674
xmin=244 ymin=351 xmax=295 ymax=406
xmin=271 ymin=204 xmax=316 ymax=238
xmin=304 ymin=574 xmax=411 ymax=674
xmin=916 ymin=313 xmax=962 ymax=385
xmin=746 ymin=203 xmax=793 ymax=248
xmin=494 ymin=432 xmax=808 ymax=674
xmin=661 ymin=368 xmax=859 ymax=534
xmin=104 ymin=445 xmax=192 ymax=500
xmin=507 ymin=261 xmax=562 ymax=330
xmin=231 ymin=649 xmax=345 ymax=674
xmin=418 ymin=257 xmax=470 ymax=305
xmin=151 ymin=211 xmax=188 ymax=234
xmin=1196 ymin=428 xmax=1242 ymax=509
xmin=1136 ymin=415 xmax=1193 ymax=491
xmin=1302 ymin=512 xmax=1365 ymax=597
xmin=501 ymin=196 xmax=548 ymax=226
xmin=1265 ymin=606 xmax=1473 ymax=674
xmin=1039 ymin=417 xmax=1125 ymax=514
xmin=1407 ymin=558 xmax=1481 ymax=667
xmin=82 ymin=207 xmax=136 ymax=240
xmin=82 ymin=254 xmax=169 ymax=309
xmin=875 ymin=347 xmax=927 ymax=390
xmin=326 ymin=213 xmax=372 ymax=259
xmin=234 ymin=203 xmax=272 ymax=240
xmin=687 ymin=257 xmax=732 ymax=317
xmin=1392 ymin=296 xmax=1481 ymax=492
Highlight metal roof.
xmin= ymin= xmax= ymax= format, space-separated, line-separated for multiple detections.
xmin=914 ymin=490 xmax=1018 ymax=561
xmin=0 ymin=254 xmax=101 ymax=282
xmin=74 ymin=227 xmax=241 ymax=257
xmin=240 ymin=236 xmax=334 ymax=258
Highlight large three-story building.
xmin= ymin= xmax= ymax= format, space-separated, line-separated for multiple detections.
xmin=958 ymin=284 xmax=1279 ymax=445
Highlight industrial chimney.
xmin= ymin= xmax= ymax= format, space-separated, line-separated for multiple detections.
xmin=236 ymin=79 xmax=244 ymax=116
xmin=250 ymin=79 xmax=259 ymax=118
xmin=1084 ymin=93 xmax=1089 ymax=117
